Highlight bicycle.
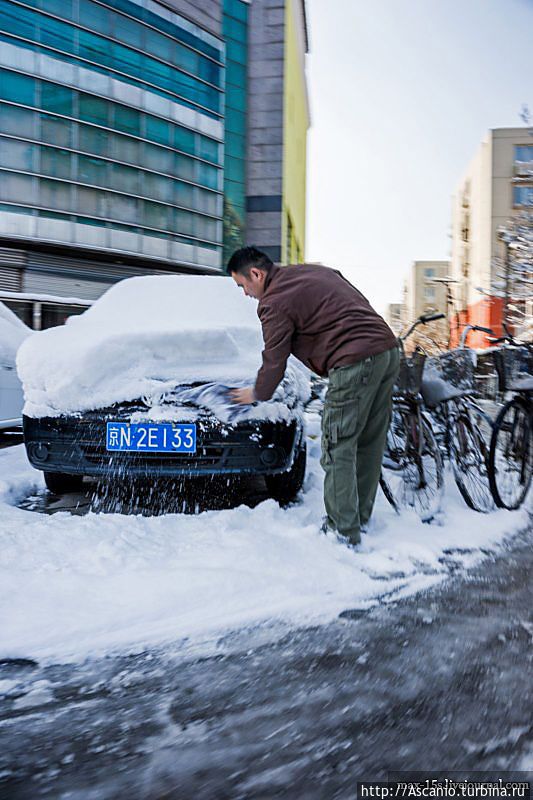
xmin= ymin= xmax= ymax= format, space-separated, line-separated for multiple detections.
xmin=487 ymin=327 xmax=533 ymax=510
xmin=380 ymin=314 xmax=444 ymax=521
xmin=418 ymin=324 xmax=495 ymax=512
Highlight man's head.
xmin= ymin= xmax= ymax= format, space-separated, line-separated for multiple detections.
xmin=226 ymin=247 xmax=274 ymax=300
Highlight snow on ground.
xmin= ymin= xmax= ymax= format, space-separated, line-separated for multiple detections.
xmin=0 ymin=411 xmax=529 ymax=666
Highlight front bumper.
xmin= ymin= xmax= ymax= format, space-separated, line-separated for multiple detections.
xmin=23 ymin=412 xmax=303 ymax=479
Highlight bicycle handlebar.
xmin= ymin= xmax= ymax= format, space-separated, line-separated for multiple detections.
xmin=400 ymin=312 xmax=446 ymax=342
xmin=488 ymin=324 xmax=520 ymax=347
xmin=459 ymin=324 xmax=495 ymax=349
xmin=420 ymin=313 xmax=446 ymax=323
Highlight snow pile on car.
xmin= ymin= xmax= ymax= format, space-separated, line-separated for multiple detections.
xmin=0 ymin=301 xmax=31 ymax=364
xmin=17 ymin=275 xmax=310 ymax=419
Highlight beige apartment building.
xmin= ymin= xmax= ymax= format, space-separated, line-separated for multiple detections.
xmin=450 ymin=127 xmax=533 ymax=348
xmin=401 ymin=260 xmax=450 ymax=351
xmin=385 ymin=302 xmax=402 ymax=336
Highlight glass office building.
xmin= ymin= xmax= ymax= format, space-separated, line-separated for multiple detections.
xmin=222 ymin=0 xmax=248 ymax=264
xmin=0 ymin=0 xmax=310 ymax=330
xmin=0 ymin=0 xmax=225 ymax=282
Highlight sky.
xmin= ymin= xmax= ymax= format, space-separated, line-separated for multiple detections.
xmin=304 ymin=0 xmax=533 ymax=315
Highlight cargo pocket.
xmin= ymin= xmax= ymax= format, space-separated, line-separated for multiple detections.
xmin=321 ymin=398 xmax=359 ymax=468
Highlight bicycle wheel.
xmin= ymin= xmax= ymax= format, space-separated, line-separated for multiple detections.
xmin=379 ymin=471 xmax=399 ymax=513
xmin=488 ymin=396 xmax=532 ymax=510
xmin=450 ymin=413 xmax=494 ymax=512
xmin=382 ymin=404 xmax=444 ymax=521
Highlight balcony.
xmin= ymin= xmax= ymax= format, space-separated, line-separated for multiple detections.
xmin=514 ymin=160 xmax=533 ymax=178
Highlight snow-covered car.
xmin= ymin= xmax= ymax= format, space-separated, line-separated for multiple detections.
xmin=0 ymin=301 xmax=31 ymax=431
xmin=18 ymin=275 xmax=310 ymax=502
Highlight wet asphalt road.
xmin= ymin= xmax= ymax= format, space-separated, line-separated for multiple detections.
xmin=1 ymin=521 xmax=532 ymax=799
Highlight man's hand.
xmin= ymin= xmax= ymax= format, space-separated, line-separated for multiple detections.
xmin=229 ymin=387 xmax=255 ymax=405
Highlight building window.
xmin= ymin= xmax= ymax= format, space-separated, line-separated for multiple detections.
xmin=143 ymin=200 xmax=169 ymax=231
xmin=40 ymin=178 xmax=71 ymax=211
xmin=79 ymin=125 xmax=109 ymax=157
xmin=110 ymin=133 xmax=139 ymax=165
xmin=0 ymin=104 xmax=35 ymax=138
xmin=40 ymin=14 xmax=76 ymax=53
xmin=198 ymin=135 xmax=219 ymax=163
xmin=40 ymin=114 xmax=73 ymax=148
xmin=41 ymin=82 xmax=75 ymax=117
xmin=113 ymin=105 xmax=140 ymax=137
xmin=143 ymin=172 xmax=173 ymax=203
xmin=513 ymin=186 xmax=533 ymax=207
xmin=79 ymin=94 xmax=110 ymax=127
xmin=197 ymin=162 xmax=220 ymax=190
xmin=424 ymin=268 xmax=435 ymax=278
xmin=108 ymin=193 xmax=139 ymax=224
xmin=174 ymin=209 xmax=195 ymax=237
xmin=77 ymin=185 xmax=106 ymax=217
xmin=175 ymin=181 xmax=194 ymax=208
xmin=145 ymin=116 xmax=171 ymax=147
xmin=0 ymin=138 xmax=36 ymax=172
xmin=78 ymin=155 xmax=108 ymax=187
xmin=41 ymin=146 xmax=72 ymax=180
xmin=424 ymin=287 xmax=435 ymax=300
xmin=0 ymin=70 xmax=36 ymax=106
xmin=0 ymin=172 xmax=33 ymax=203
xmin=110 ymin=163 xmax=138 ymax=195
xmin=515 ymin=145 xmax=533 ymax=162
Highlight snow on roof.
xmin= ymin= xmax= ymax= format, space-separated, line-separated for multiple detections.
xmin=0 ymin=290 xmax=93 ymax=306
xmin=0 ymin=301 xmax=31 ymax=364
xmin=17 ymin=275 xmax=307 ymax=418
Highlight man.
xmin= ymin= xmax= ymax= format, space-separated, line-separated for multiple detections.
xmin=228 ymin=246 xmax=399 ymax=546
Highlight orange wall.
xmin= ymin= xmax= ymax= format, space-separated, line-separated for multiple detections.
xmin=450 ymin=297 xmax=506 ymax=349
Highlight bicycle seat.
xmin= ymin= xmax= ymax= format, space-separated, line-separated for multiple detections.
xmin=420 ymin=377 xmax=468 ymax=408
xmin=510 ymin=376 xmax=533 ymax=391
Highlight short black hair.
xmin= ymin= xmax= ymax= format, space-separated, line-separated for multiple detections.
xmin=226 ymin=246 xmax=274 ymax=276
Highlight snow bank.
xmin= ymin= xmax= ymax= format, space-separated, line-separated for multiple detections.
xmin=0 ymin=412 xmax=529 ymax=665
xmin=17 ymin=275 xmax=309 ymax=419
xmin=0 ymin=301 xmax=31 ymax=364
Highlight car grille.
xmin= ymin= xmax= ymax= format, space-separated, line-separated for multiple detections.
xmin=79 ymin=441 xmax=260 ymax=469
xmin=24 ymin=411 xmax=298 ymax=475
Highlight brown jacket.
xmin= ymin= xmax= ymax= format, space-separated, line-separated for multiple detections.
xmin=254 ymin=263 xmax=397 ymax=402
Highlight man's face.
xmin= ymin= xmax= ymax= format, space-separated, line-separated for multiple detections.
xmin=231 ymin=267 xmax=266 ymax=299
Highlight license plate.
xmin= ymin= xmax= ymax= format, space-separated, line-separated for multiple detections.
xmin=106 ymin=422 xmax=196 ymax=453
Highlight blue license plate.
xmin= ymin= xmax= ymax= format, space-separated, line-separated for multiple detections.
xmin=106 ymin=422 xmax=196 ymax=453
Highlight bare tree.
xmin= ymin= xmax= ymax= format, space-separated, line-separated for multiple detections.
xmin=490 ymin=212 xmax=533 ymax=338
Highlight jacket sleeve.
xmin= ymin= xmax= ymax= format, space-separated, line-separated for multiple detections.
xmin=254 ymin=303 xmax=295 ymax=402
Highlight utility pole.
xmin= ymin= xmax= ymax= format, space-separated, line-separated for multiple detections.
xmin=432 ymin=276 xmax=458 ymax=349
xmin=503 ymin=238 xmax=510 ymax=329
xmin=497 ymin=227 xmax=512 ymax=331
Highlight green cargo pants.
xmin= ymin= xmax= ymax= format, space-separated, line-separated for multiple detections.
xmin=320 ymin=346 xmax=400 ymax=544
